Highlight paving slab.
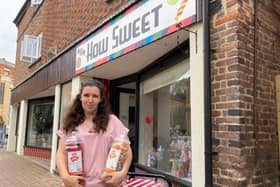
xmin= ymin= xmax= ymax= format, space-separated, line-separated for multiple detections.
xmin=0 ymin=150 xmax=62 ymax=187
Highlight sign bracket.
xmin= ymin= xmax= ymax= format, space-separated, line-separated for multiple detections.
xmin=176 ymin=23 xmax=198 ymax=54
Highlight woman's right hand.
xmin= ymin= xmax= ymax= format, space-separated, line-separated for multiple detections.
xmin=61 ymin=174 xmax=85 ymax=187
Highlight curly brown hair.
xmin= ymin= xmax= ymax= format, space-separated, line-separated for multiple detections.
xmin=63 ymin=79 xmax=110 ymax=133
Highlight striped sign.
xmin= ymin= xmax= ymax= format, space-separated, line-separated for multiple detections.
xmin=75 ymin=0 xmax=197 ymax=74
xmin=122 ymin=178 xmax=166 ymax=187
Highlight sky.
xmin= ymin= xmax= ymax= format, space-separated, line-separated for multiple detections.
xmin=0 ymin=0 xmax=26 ymax=63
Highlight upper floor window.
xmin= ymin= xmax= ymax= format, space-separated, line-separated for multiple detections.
xmin=0 ymin=83 xmax=5 ymax=104
xmin=20 ymin=33 xmax=42 ymax=63
xmin=3 ymin=69 xmax=10 ymax=76
xmin=31 ymin=0 xmax=43 ymax=6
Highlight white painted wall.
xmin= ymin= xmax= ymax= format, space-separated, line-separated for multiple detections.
xmin=189 ymin=22 xmax=205 ymax=187
xmin=50 ymin=85 xmax=61 ymax=174
xmin=16 ymin=100 xmax=28 ymax=155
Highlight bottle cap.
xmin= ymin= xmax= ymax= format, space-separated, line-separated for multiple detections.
xmin=65 ymin=131 xmax=81 ymax=144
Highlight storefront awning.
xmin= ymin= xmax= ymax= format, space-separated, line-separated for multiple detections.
xmin=81 ymin=29 xmax=189 ymax=80
xmin=75 ymin=0 xmax=197 ymax=76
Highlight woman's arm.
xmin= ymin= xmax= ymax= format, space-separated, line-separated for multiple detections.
xmin=101 ymin=145 xmax=133 ymax=186
xmin=120 ymin=146 xmax=133 ymax=174
xmin=56 ymin=139 xmax=69 ymax=179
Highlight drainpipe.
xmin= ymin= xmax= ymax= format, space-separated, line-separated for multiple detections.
xmin=253 ymin=0 xmax=258 ymax=172
xmin=203 ymin=0 xmax=212 ymax=186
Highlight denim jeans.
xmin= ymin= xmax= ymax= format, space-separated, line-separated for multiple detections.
xmin=0 ymin=127 xmax=4 ymax=146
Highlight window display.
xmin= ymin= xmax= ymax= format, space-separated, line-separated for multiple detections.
xmin=139 ymin=60 xmax=191 ymax=181
xmin=26 ymin=98 xmax=54 ymax=148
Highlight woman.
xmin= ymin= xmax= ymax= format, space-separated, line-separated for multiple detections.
xmin=0 ymin=116 xmax=5 ymax=148
xmin=56 ymin=79 xmax=132 ymax=187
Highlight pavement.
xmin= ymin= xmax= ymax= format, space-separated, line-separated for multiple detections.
xmin=0 ymin=149 xmax=62 ymax=187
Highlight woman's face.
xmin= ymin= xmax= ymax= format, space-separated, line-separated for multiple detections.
xmin=80 ymin=86 xmax=102 ymax=115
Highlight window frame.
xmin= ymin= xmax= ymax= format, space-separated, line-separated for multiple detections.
xmin=31 ymin=0 xmax=43 ymax=6
xmin=20 ymin=33 xmax=42 ymax=63
xmin=3 ymin=69 xmax=10 ymax=76
xmin=25 ymin=97 xmax=54 ymax=149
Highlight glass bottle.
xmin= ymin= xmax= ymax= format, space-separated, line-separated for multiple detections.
xmin=105 ymin=133 xmax=130 ymax=173
xmin=65 ymin=131 xmax=85 ymax=185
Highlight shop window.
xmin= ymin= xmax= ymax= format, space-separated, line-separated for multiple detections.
xmin=139 ymin=60 xmax=191 ymax=181
xmin=0 ymin=83 xmax=5 ymax=104
xmin=20 ymin=33 xmax=42 ymax=63
xmin=26 ymin=98 xmax=54 ymax=148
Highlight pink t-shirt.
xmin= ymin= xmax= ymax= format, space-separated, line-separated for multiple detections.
xmin=57 ymin=114 xmax=128 ymax=187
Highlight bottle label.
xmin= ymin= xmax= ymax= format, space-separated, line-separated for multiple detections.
xmin=67 ymin=150 xmax=83 ymax=173
xmin=105 ymin=147 xmax=122 ymax=171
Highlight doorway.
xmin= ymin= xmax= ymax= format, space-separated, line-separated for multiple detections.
xmin=111 ymin=83 xmax=136 ymax=137
xmin=111 ymin=81 xmax=136 ymax=171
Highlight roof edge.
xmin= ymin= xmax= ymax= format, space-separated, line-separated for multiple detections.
xmin=13 ymin=0 xmax=29 ymax=26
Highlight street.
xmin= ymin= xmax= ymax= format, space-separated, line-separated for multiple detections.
xmin=0 ymin=149 xmax=62 ymax=187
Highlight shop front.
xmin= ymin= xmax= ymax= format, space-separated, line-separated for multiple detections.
xmin=73 ymin=1 xmax=203 ymax=186
xmin=10 ymin=0 xmax=280 ymax=186
xmin=10 ymin=0 xmax=205 ymax=186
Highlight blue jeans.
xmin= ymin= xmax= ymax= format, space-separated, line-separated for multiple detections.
xmin=0 ymin=128 xmax=4 ymax=146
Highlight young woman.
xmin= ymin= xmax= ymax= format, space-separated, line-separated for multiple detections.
xmin=56 ymin=79 xmax=132 ymax=187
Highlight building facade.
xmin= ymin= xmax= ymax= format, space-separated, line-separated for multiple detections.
xmin=211 ymin=0 xmax=280 ymax=186
xmin=8 ymin=0 xmax=280 ymax=186
xmin=0 ymin=58 xmax=15 ymax=126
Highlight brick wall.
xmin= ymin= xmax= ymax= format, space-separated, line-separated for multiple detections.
xmin=24 ymin=147 xmax=51 ymax=160
xmin=0 ymin=64 xmax=15 ymax=80
xmin=253 ymin=0 xmax=280 ymax=186
xmin=15 ymin=0 xmax=131 ymax=85
xmin=211 ymin=0 xmax=280 ymax=186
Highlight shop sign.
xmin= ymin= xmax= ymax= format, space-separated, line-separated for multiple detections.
xmin=76 ymin=0 xmax=197 ymax=74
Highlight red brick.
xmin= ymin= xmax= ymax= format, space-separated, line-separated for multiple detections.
xmin=15 ymin=0 xmax=130 ymax=84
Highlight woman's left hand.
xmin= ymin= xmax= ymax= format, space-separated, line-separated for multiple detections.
xmin=100 ymin=171 xmax=126 ymax=187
